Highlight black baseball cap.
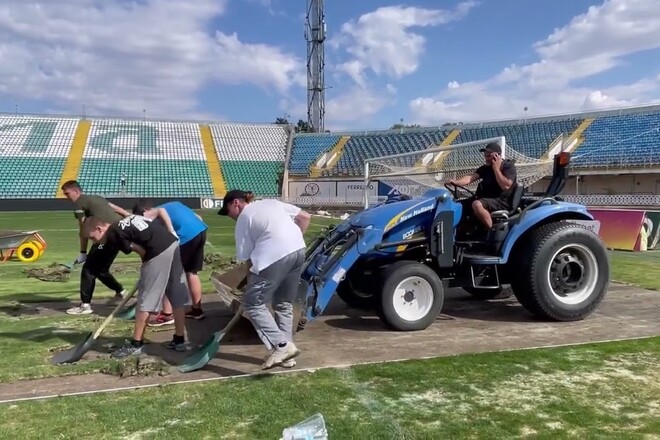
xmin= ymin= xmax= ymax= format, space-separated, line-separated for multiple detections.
xmin=480 ymin=142 xmax=502 ymax=154
xmin=217 ymin=189 xmax=250 ymax=215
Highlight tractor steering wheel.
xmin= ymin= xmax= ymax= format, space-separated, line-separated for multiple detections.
xmin=444 ymin=182 xmax=476 ymax=200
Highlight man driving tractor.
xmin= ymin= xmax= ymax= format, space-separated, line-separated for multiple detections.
xmin=449 ymin=142 xmax=518 ymax=230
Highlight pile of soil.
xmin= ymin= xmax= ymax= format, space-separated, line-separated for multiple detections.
xmin=100 ymin=356 xmax=170 ymax=378
xmin=23 ymin=263 xmax=73 ymax=282
xmin=203 ymin=252 xmax=238 ymax=271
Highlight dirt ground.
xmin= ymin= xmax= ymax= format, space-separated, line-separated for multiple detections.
xmin=0 ymin=282 xmax=659 ymax=403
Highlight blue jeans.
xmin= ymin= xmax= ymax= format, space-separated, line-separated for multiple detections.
xmin=241 ymin=249 xmax=306 ymax=350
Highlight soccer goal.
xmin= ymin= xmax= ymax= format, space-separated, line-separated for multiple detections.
xmin=362 ymin=136 xmax=554 ymax=208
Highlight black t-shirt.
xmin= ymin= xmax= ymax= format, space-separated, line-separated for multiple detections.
xmin=104 ymin=215 xmax=176 ymax=262
xmin=475 ymin=160 xmax=518 ymax=199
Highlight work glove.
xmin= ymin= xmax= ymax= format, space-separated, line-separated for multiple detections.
xmin=75 ymin=252 xmax=87 ymax=264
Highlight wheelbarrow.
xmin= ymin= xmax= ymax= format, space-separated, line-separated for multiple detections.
xmin=0 ymin=230 xmax=47 ymax=263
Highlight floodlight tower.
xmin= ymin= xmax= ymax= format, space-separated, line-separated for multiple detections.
xmin=305 ymin=0 xmax=325 ymax=132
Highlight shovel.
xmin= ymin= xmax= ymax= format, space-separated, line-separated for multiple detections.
xmin=116 ymin=302 xmax=137 ymax=321
xmin=51 ymin=283 xmax=139 ymax=365
xmin=177 ymin=305 xmax=243 ymax=373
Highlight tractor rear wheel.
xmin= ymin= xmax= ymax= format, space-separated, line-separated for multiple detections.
xmin=377 ymin=261 xmax=444 ymax=331
xmin=511 ymin=222 xmax=609 ymax=321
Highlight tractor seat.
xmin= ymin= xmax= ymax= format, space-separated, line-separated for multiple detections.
xmin=490 ymin=184 xmax=524 ymax=222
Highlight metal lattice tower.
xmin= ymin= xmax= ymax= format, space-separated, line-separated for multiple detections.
xmin=305 ymin=0 xmax=325 ymax=132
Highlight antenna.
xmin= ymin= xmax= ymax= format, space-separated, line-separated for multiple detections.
xmin=305 ymin=0 xmax=325 ymax=132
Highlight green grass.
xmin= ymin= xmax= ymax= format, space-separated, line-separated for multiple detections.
xmin=1 ymin=211 xmax=659 ymax=438
xmin=1 ymin=337 xmax=658 ymax=439
xmin=610 ymin=250 xmax=660 ymax=291
xmin=0 ymin=211 xmax=334 ymax=382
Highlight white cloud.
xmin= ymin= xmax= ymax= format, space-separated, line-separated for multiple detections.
xmin=326 ymin=86 xmax=392 ymax=128
xmin=331 ymin=2 xmax=478 ymax=86
xmin=410 ymin=0 xmax=660 ymax=124
xmin=0 ymin=0 xmax=304 ymax=118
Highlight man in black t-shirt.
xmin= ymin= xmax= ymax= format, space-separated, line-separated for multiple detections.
xmin=448 ymin=142 xmax=518 ymax=230
xmin=83 ymin=214 xmax=191 ymax=358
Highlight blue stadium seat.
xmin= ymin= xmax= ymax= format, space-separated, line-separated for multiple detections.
xmin=325 ymin=130 xmax=449 ymax=176
xmin=573 ymin=113 xmax=660 ymax=168
xmin=453 ymin=118 xmax=583 ymax=159
xmin=289 ymin=134 xmax=341 ymax=174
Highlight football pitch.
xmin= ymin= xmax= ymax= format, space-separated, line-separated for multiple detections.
xmin=0 ymin=210 xmax=658 ymax=439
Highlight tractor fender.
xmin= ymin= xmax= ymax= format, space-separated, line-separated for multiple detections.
xmin=499 ymin=203 xmax=595 ymax=263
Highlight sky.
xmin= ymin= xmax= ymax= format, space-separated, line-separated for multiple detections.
xmin=1 ymin=0 xmax=659 ymax=131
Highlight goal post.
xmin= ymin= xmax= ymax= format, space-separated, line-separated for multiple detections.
xmin=363 ymin=136 xmax=553 ymax=208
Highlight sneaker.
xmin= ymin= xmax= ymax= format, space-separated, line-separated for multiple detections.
xmin=165 ymin=338 xmax=186 ymax=352
xmin=148 ymin=313 xmax=174 ymax=327
xmin=262 ymin=342 xmax=300 ymax=370
xmin=66 ymin=303 xmax=93 ymax=315
xmin=264 ymin=350 xmax=296 ymax=368
xmin=185 ymin=307 xmax=205 ymax=320
xmin=111 ymin=341 xmax=144 ymax=358
xmin=263 ymin=350 xmax=296 ymax=368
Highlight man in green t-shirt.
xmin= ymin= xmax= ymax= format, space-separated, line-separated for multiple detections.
xmin=61 ymin=180 xmax=131 ymax=315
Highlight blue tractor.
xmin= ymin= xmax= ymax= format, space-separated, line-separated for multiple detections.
xmin=296 ymin=152 xmax=610 ymax=331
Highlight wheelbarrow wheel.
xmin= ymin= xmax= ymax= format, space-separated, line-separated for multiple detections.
xmin=17 ymin=242 xmax=40 ymax=263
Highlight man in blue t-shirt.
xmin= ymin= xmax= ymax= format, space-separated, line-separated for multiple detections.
xmin=133 ymin=200 xmax=208 ymax=323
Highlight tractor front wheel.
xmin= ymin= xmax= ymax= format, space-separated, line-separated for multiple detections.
xmin=336 ymin=266 xmax=379 ymax=310
xmin=377 ymin=261 xmax=444 ymax=331
xmin=511 ymin=222 xmax=609 ymax=321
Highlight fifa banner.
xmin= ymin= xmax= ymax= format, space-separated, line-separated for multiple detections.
xmin=587 ymin=209 xmax=660 ymax=251
xmin=200 ymin=198 xmax=224 ymax=210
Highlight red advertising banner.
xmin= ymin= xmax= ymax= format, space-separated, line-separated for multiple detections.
xmin=587 ymin=209 xmax=646 ymax=251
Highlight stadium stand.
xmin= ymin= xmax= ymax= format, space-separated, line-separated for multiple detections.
xmin=209 ymin=123 xmax=288 ymax=196
xmin=289 ymin=133 xmax=341 ymax=174
xmin=0 ymin=116 xmax=77 ymax=198
xmin=323 ymin=129 xmax=449 ymax=176
xmin=1 ymin=105 xmax=658 ymax=201
xmin=572 ymin=112 xmax=660 ymax=168
xmin=452 ymin=118 xmax=584 ymax=159
xmin=76 ymin=120 xmax=214 ymax=197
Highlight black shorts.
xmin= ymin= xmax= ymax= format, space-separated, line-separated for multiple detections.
xmin=179 ymin=230 xmax=206 ymax=273
xmin=476 ymin=197 xmax=510 ymax=212
xmin=461 ymin=197 xmax=511 ymax=216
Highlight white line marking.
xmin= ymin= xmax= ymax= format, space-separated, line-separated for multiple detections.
xmin=0 ymin=335 xmax=656 ymax=405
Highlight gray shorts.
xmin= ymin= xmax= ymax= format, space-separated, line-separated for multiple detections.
xmin=137 ymin=241 xmax=190 ymax=313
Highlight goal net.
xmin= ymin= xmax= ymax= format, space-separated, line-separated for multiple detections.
xmin=363 ymin=136 xmax=555 ymax=207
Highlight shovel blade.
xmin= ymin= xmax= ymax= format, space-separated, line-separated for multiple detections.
xmin=116 ymin=303 xmax=137 ymax=321
xmin=50 ymin=332 xmax=95 ymax=365
xmin=177 ymin=332 xmax=223 ymax=373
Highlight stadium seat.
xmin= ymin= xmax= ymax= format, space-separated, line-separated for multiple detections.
xmin=453 ymin=118 xmax=583 ymax=159
xmin=76 ymin=120 xmax=214 ymax=197
xmin=573 ymin=113 xmax=660 ymax=168
xmin=324 ymin=130 xmax=449 ymax=176
xmin=0 ymin=116 xmax=78 ymax=198
xmin=289 ymin=134 xmax=342 ymax=174
xmin=210 ymin=123 xmax=288 ymax=196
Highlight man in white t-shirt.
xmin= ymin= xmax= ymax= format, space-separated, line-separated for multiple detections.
xmin=218 ymin=190 xmax=311 ymax=369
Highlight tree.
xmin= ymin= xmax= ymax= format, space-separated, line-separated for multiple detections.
xmin=295 ymin=119 xmax=310 ymax=133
